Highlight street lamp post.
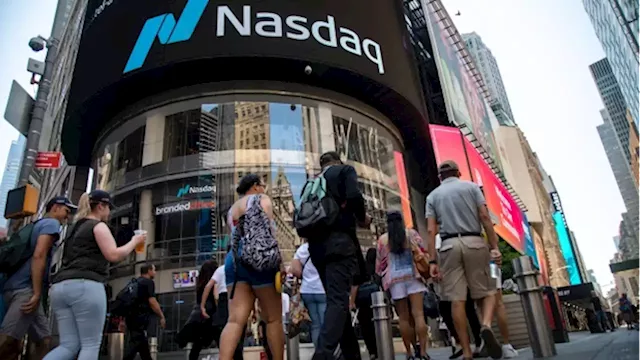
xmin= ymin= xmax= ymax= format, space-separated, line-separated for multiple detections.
xmin=16 ymin=34 xmax=59 ymax=188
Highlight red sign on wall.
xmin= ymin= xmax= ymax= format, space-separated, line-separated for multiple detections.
xmin=35 ymin=152 xmax=61 ymax=169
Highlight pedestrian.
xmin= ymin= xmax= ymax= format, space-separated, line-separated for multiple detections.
xmin=177 ymin=260 xmax=218 ymax=360
xmin=43 ymin=191 xmax=145 ymax=360
xmin=590 ymin=291 xmax=611 ymax=332
xmin=122 ymin=263 xmax=166 ymax=360
xmin=304 ymin=151 xmax=371 ymax=360
xmin=350 ymin=248 xmax=379 ymax=360
xmin=199 ymin=251 xmax=244 ymax=359
xmin=290 ymin=239 xmax=326 ymax=348
xmin=491 ymin=255 xmax=518 ymax=357
xmin=376 ymin=211 xmax=431 ymax=360
xmin=619 ymin=293 xmax=635 ymax=330
xmin=219 ymin=174 xmax=284 ymax=360
xmin=425 ymin=161 xmax=503 ymax=360
xmin=438 ymin=292 xmax=483 ymax=359
xmin=0 ymin=197 xmax=76 ymax=360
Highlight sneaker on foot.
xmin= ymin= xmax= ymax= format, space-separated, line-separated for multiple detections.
xmin=480 ymin=326 xmax=502 ymax=359
xmin=502 ymin=344 xmax=518 ymax=359
xmin=449 ymin=346 xmax=463 ymax=359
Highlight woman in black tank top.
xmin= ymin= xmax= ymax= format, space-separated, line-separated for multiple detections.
xmin=44 ymin=190 xmax=145 ymax=360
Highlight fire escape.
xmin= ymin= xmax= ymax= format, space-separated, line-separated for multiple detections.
xmin=404 ymin=0 xmax=526 ymax=212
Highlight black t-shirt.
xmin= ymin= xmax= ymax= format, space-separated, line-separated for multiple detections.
xmin=591 ymin=296 xmax=603 ymax=312
xmin=127 ymin=277 xmax=156 ymax=329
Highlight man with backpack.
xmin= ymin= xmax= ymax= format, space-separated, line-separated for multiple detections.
xmin=296 ymin=151 xmax=371 ymax=360
xmin=0 ymin=196 xmax=76 ymax=359
xmin=122 ymin=263 xmax=166 ymax=360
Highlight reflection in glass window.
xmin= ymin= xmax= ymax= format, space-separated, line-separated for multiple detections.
xmin=114 ymin=126 xmax=145 ymax=173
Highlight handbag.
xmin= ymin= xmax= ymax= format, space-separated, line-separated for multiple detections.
xmin=287 ymin=280 xmax=311 ymax=338
xmin=410 ymin=239 xmax=430 ymax=280
xmin=423 ymin=286 xmax=440 ymax=319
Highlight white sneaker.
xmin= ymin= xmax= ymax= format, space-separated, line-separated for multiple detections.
xmin=502 ymin=344 xmax=518 ymax=358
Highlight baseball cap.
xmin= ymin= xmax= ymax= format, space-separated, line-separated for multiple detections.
xmin=89 ymin=190 xmax=114 ymax=209
xmin=46 ymin=196 xmax=77 ymax=213
xmin=438 ymin=160 xmax=459 ymax=174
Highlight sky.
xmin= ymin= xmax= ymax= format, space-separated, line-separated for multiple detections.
xmin=0 ymin=0 xmax=57 ymax=172
xmin=0 ymin=1 xmax=627 ymax=289
xmin=442 ymin=0 xmax=623 ymax=290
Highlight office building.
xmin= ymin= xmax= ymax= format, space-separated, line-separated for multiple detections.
xmin=58 ymin=1 xmax=434 ymax=351
xmin=0 ymin=137 xmax=26 ymax=229
xmin=596 ymin=110 xmax=639 ymax=243
xmin=584 ymin=0 xmax=639 ymax=127
xmin=463 ymin=32 xmax=516 ymax=125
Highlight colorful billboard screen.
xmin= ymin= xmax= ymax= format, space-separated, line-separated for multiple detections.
xmin=522 ymin=213 xmax=539 ymax=269
xmin=553 ymin=211 xmax=581 ymax=285
xmin=423 ymin=2 xmax=500 ymax=169
xmin=429 ymin=125 xmax=524 ymax=253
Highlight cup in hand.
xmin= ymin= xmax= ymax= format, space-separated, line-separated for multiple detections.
xmin=134 ymin=230 xmax=147 ymax=253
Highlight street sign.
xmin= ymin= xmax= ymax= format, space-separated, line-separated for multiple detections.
xmin=35 ymin=152 xmax=61 ymax=169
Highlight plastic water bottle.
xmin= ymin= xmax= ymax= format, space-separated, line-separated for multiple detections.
xmin=489 ymin=261 xmax=500 ymax=279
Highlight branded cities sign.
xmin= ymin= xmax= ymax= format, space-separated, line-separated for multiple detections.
xmin=125 ymin=2 xmax=384 ymax=74
xmin=155 ymin=200 xmax=215 ymax=215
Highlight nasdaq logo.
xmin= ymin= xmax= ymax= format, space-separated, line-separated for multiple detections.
xmin=124 ymin=0 xmax=209 ymax=73
xmin=124 ymin=1 xmax=385 ymax=74
xmin=176 ymin=184 xmax=215 ymax=198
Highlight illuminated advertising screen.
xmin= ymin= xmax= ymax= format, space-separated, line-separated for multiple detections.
xmin=172 ymin=270 xmax=199 ymax=289
xmin=423 ymin=2 xmax=500 ymax=170
xmin=553 ymin=211 xmax=581 ymax=285
xmin=394 ymin=151 xmax=414 ymax=229
xmin=429 ymin=125 xmax=524 ymax=253
xmin=522 ymin=213 xmax=539 ymax=269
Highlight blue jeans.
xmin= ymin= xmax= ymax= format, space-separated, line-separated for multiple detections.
xmin=301 ymin=293 xmax=327 ymax=347
xmin=44 ymin=279 xmax=107 ymax=360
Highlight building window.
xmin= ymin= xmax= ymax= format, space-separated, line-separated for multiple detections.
xmin=115 ymin=126 xmax=145 ymax=173
xmin=163 ymin=109 xmax=201 ymax=159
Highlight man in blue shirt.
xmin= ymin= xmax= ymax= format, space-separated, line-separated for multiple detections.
xmin=0 ymin=196 xmax=76 ymax=359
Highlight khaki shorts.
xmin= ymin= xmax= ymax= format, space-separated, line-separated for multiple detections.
xmin=438 ymin=236 xmax=496 ymax=301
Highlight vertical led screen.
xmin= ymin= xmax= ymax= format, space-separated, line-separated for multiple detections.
xmin=553 ymin=212 xmax=580 ymax=285
xmin=522 ymin=213 xmax=539 ymax=269
xmin=394 ymin=151 xmax=414 ymax=229
xmin=429 ymin=125 xmax=524 ymax=253
xmin=423 ymin=1 xmax=501 ymax=170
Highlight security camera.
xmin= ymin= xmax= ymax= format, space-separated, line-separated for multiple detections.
xmin=290 ymin=104 xmax=297 ymax=111
xmin=304 ymin=65 xmax=312 ymax=75
xmin=28 ymin=37 xmax=46 ymax=52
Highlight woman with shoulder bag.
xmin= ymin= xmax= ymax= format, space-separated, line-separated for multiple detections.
xmin=376 ymin=211 xmax=431 ymax=360
xmin=44 ymin=190 xmax=145 ymax=360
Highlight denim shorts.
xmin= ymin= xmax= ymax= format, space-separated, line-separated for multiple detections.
xmin=225 ymin=251 xmax=277 ymax=289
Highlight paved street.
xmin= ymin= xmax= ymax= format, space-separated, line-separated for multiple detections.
xmin=395 ymin=329 xmax=639 ymax=360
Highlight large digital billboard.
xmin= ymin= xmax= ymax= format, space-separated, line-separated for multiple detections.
xmin=63 ymin=0 xmax=426 ymax=165
xmin=429 ymin=125 xmax=524 ymax=253
xmin=522 ymin=213 xmax=539 ymax=268
xmin=550 ymin=191 xmax=582 ymax=285
xmin=423 ymin=1 xmax=500 ymax=170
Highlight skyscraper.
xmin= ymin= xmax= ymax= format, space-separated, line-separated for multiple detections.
xmin=0 ymin=136 xmax=26 ymax=229
xmin=584 ymin=0 xmax=639 ymax=127
xmin=463 ymin=32 xmax=516 ymax=125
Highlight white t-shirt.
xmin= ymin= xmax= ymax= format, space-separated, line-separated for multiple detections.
xmin=211 ymin=265 xmax=227 ymax=295
xmin=294 ymin=243 xmax=325 ymax=294
xmin=282 ymin=293 xmax=290 ymax=317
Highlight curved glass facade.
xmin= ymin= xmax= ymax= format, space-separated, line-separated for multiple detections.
xmin=97 ymin=94 xmax=418 ymax=350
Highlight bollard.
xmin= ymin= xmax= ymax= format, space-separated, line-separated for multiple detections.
xmin=184 ymin=343 xmax=193 ymax=360
xmin=371 ymin=291 xmax=394 ymax=360
xmin=107 ymin=333 xmax=125 ymax=360
xmin=149 ymin=336 xmax=158 ymax=360
xmin=284 ymin=312 xmax=300 ymax=360
xmin=512 ymin=256 xmax=557 ymax=358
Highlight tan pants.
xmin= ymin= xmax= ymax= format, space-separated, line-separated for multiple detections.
xmin=439 ymin=236 xmax=496 ymax=301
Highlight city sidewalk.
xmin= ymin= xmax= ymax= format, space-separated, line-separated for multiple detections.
xmin=396 ymin=329 xmax=639 ymax=360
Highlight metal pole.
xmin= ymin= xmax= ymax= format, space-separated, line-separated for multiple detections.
xmin=371 ymin=291 xmax=394 ymax=360
xmin=512 ymin=256 xmax=557 ymax=358
xmin=149 ymin=336 xmax=158 ymax=360
xmin=17 ymin=36 xmax=58 ymax=187
xmin=284 ymin=312 xmax=300 ymax=360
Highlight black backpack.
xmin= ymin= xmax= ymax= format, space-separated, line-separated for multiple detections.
xmin=0 ymin=220 xmax=42 ymax=275
xmin=111 ymin=278 xmax=139 ymax=316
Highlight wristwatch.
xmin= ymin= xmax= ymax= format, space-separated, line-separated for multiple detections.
xmin=429 ymin=260 xmax=438 ymax=265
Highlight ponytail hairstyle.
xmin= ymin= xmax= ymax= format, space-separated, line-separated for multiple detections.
xmin=387 ymin=211 xmax=407 ymax=255
xmin=74 ymin=193 xmax=91 ymax=222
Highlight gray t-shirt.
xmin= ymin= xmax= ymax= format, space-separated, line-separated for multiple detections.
xmin=425 ymin=177 xmax=485 ymax=236
xmin=4 ymin=218 xmax=61 ymax=291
